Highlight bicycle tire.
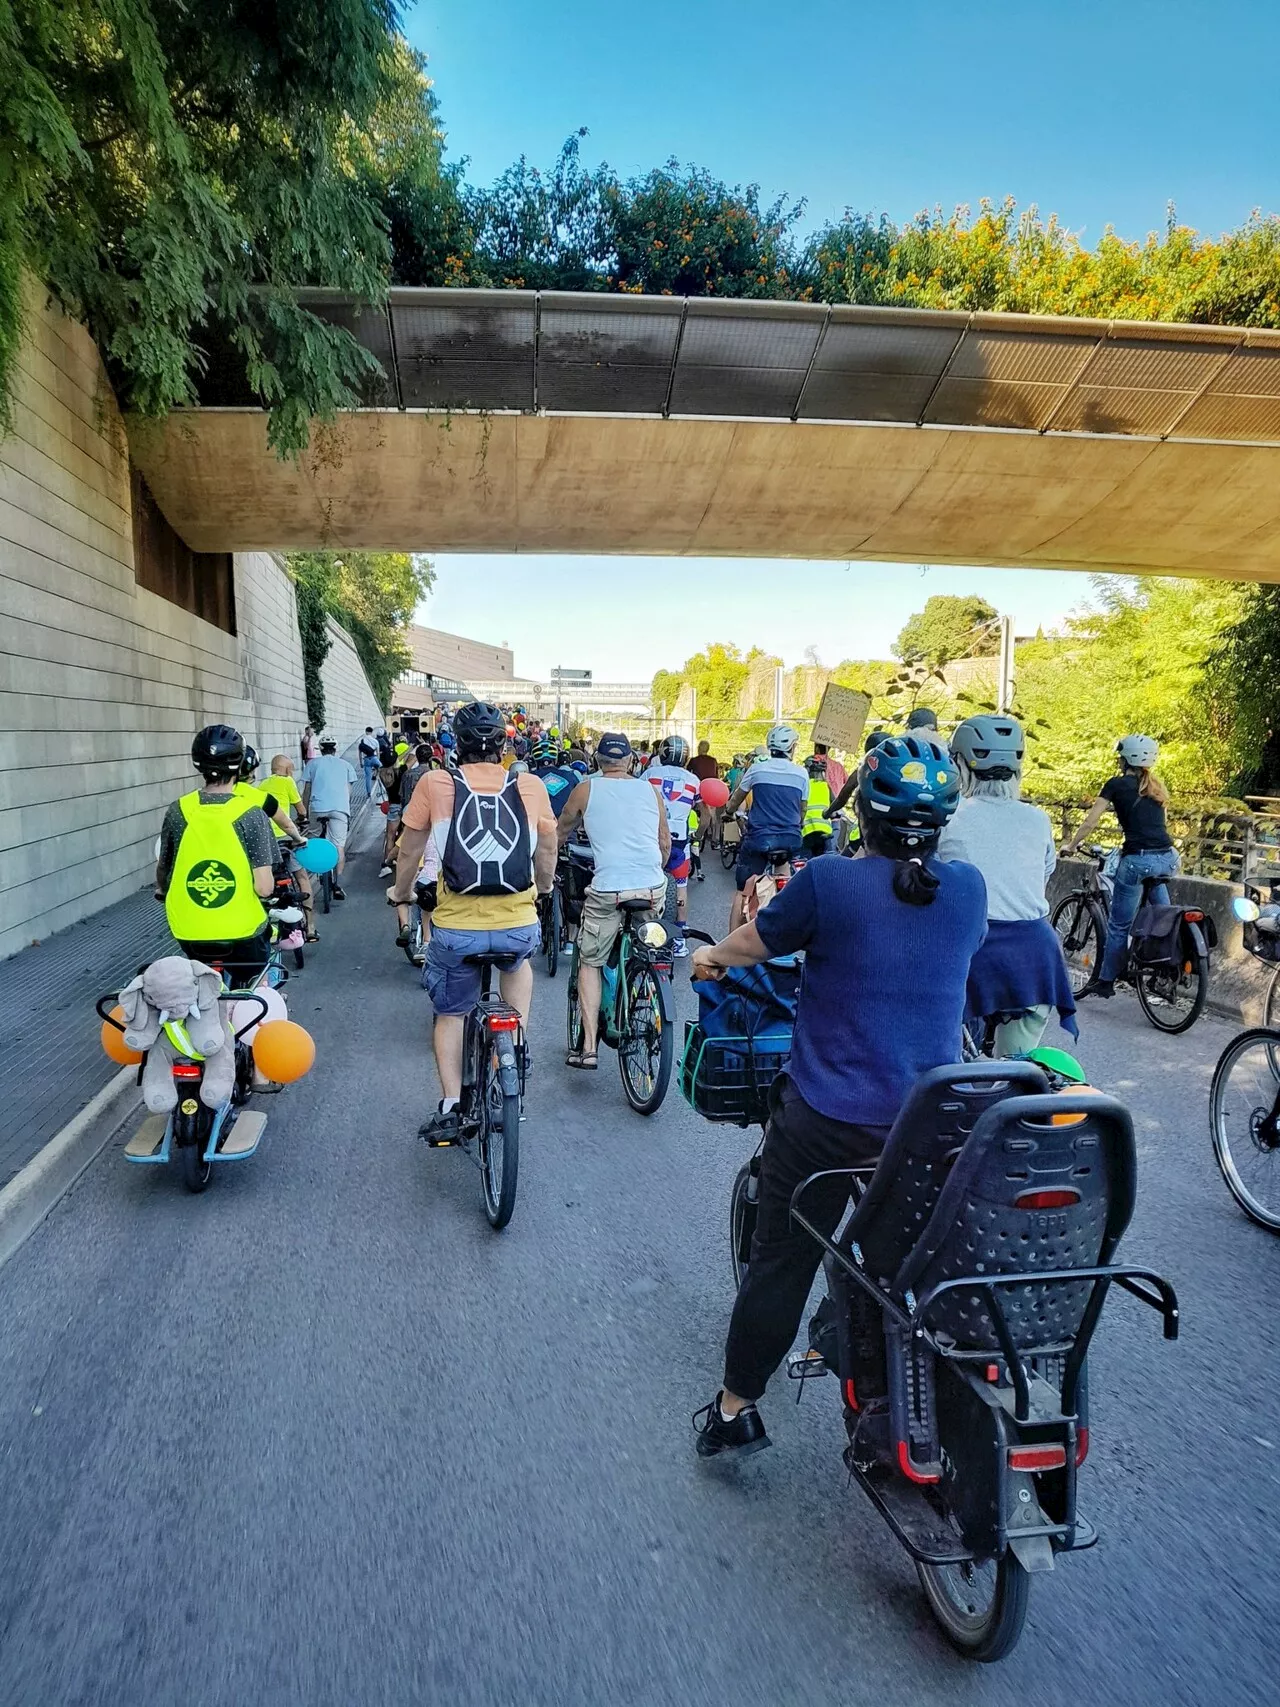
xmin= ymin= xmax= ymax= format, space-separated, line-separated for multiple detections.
xmin=917 ymin=1553 xmax=1030 ymax=1663
xmin=566 ymin=951 xmax=584 ymax=1056
xmin=1135 ymin=947 xmax=1208 ymax=1034
xmin=619 ymin=964 xmax=673 ymax=1115
xmin=320 ymin=870 xmax=332 ymax=915
xmin=1051 ymin=893 xmax=1105 ymax=993
xmin=1210 ymin=1027 xmax=1280 ymax=1232
xmin=730 ymin=1162 xmax=756 ymax=1289
xmin=402 ymin=908 xmax=424 ymax=967
xmin=478 ymin=1046 xmax=519 ymax=1229
xmin=546 ymin=888 xmax=560 ymax=979
xmin=721 ymin=840 xmax=737 ymax=870
xmin=292 ymin=946 xmax=305 ymax=971
xmin=1264 ymin=966 xmax=1280 ymax=1032
xmin=177 ymin=1112 xmax=212 ymax=1194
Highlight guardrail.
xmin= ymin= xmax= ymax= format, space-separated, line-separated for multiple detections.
xmin=1033 ymin=796 xmax=1280 ymax=885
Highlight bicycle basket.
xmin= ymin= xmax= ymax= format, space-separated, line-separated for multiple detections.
xmin=679 ymin=1023 xmax=791 ymax=1125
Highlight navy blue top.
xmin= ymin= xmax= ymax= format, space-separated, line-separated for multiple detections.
xmin=538 ymin=765 xmax=580 ymax=820
xmin=739 ymin=756 xmax=808 ymax=850
xmin=754 ymin=854 xmax=988 ymax=1127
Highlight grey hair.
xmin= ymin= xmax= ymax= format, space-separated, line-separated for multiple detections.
xmin=958 ymin=759 xmax=1021 ymax=801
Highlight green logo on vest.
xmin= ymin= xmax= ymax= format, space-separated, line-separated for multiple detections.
xmin=186 ymin=860 xmax=238 ymax=908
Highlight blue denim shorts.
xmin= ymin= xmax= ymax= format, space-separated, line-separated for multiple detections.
xmin=423 ymin=923 xmax=541 ymax=1015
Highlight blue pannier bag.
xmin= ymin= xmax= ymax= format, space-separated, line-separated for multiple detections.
xmin=680 ymin=956 xmax=801 ymax=1125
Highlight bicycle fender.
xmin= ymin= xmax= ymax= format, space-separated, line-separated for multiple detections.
xmin=655 ymin=971 xmax=676 ymax=1027
xmin=496 ymin=1042 xmax=521 ymax=1100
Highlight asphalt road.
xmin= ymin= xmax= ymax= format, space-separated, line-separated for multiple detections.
xmin=1 ymin=824 xmax=1277 ymax=1706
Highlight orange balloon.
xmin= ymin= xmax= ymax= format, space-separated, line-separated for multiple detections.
xmin=252 ymin=1019 xmax=316 ymax=1084
xmin=101 ymin=1005 xmax=143 ymax=1066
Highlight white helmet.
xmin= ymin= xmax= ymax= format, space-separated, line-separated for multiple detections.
xmin=1116 ymin=734 xmax=1159 ymax=768
xmin=766 ymin=722 xmax=799 ymax=758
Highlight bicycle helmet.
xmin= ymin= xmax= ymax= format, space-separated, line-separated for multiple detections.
xmin=856 ymin=735 xmax=961 ymax=848
xmin=906 ymin=706 xmax=940 ymax=731
xmin=864 ymin=728 xmax=892 ymax=753
xmin=570 ymin=759 xmax=589 ymax=775
xmin=191 ymin=724 xmax=245 ymax=778
xmin=659 ymin=735 xmax=690 ymax=768
xmin=238 ymin=743 xmax=260 ymax=781
xmin=950 ymin=715 xmax=1025 ymax=781
xmin=1116 ymin=734 xmax=1159 ymax=768
xmin=438 ymin=728 xmax=455 ymax=750
xmin=319 ymin=735 xmax=337 ymax=753
xmin=453 ymin=699 xmax=507 ymax=762
xmin=766 ymin=723 xmax=799 ymax=758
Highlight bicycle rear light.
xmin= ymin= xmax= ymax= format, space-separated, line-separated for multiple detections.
xmin=1014 ymin=1188 xmax=1081 ymax=1210
xmin=487 ymin=1014 xmax=520 ymax=1032
xmin=1008 ymin=1444 xmax=1067 ymax=1472
xmin=172 ymin=1063 xmax=202 ymax=1080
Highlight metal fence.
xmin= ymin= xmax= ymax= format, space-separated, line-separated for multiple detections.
xmin=1032 ymin=796 xmax=1280 ymax=884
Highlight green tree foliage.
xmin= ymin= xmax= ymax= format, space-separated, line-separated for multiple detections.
xmin=1200 ymin=584 xmax=1280 ymax=794
xmin=287 ymin=550 xmax=432 ymax=718
xmin=0 ymin=0 xmax=411 ymax=449
xmin=894 ymin=595 xmax=1000 ymax=667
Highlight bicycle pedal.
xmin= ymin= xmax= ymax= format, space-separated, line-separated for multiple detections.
xmin=787 ymin=1349 xmax=830 ymax=1380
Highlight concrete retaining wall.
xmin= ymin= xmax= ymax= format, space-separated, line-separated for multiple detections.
xmin=0 ymin=285 xmax=383 ymax=959
xmin=320 ymin=618 xmax=383 ymax=746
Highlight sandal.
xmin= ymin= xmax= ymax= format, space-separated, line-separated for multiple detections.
xmin=565 ymin=1050 xmax=598 ymax=1070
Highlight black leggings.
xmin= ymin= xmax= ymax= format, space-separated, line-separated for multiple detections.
xmin=723 ymin=1078 xmax=886 ymax=1403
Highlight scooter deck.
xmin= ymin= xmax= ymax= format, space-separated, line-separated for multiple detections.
xmin=211 ymin=1109 xmax=266 ymax=1160
xmin=124 ymin=1113 xmax=169 ymax=1162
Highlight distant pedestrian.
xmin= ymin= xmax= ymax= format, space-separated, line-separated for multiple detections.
xmin=302 ymin=724 xmax=319 ymax=763
xmin=358 ymin=726 xmax=379 ymax=797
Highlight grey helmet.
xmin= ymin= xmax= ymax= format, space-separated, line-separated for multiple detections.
xmin=766 ymin=722 xmax=799 ymax=758
xmin=1116 ymin=734 xmax=1159 ymax=768
xmin=950 ymin=715 xmax=1025 ymax=781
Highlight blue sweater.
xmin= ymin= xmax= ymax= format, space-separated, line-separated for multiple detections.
xmin=754 ymin=854 xmax=988 ymax=1128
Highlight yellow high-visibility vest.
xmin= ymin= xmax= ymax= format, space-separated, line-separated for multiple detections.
xmin=803 ymin=774 xmax=832 ymax=838
xmin=165 ymin=791 xmax=268 ymax=941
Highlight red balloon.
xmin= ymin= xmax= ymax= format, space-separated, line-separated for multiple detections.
xmin=699 ymin=777 xmax=730 ymax=808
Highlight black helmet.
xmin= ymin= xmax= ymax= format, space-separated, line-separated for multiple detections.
xmin=659 ymin=735 xmax=690 ymax=768
xmin=238 ymin=743 xmax=260 ymax=780
xmin=453 ymin=700 xmax=507 ymax=761
xmin=192 ymin=724 xmax=245 ymax=778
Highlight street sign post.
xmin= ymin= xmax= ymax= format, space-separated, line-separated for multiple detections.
xmin=810 ymin=683 xmax=872 ymax=756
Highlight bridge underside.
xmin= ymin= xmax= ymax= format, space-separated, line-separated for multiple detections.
xmin=128 ymin=290 xmax=1280 ymax=579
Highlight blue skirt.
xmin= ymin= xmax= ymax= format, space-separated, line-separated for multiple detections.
xmin=966 ymin=917 xmax=1079 ymax=1041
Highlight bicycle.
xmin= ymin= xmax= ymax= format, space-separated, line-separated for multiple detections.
xmin=720 ymin=813 xmax=742 ymax=871
xmin=1208 ymin=888 xmax=1280 ymax=1232
xmin=1050 ymin=844 xmax=1211 ymax=1034
xmin=537 ymin=870 xmax=566 ymax=979
xmin=425 ymin=949 xmax=525 ymax=1229
xmin=313 ymin=812 xmax=339 ymax=913
xmin=566 ymin=901 xmax=675 ymax=1114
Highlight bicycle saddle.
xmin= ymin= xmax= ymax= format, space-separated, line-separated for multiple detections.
xmin=616 ymin=897 xmax=656 ymax=913
xmin=462 ymin=951 xmax=520 ymax=968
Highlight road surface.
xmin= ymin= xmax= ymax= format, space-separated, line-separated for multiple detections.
xmin=0 ymin=824 xmax=1276 ymax=1705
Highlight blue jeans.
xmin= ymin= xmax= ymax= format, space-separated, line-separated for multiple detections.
xmin=362 ymin=757 xmax=377 ymax=797
xmin=1101 ymin=848 xmax=1180 ymax=981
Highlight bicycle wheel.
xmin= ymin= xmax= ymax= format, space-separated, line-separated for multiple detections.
xmin=721 ymin=839 xmax=737 ymax=871
xmin=566 ymin=951 xmax=584 ymax=1055
xmin=402 ymin=908 xmax=424 ymax=966
xmin=1051 ymin=893 xmax=1105 ymax=993
xmin=1264 ymin=966 xmax=1280 ymax=1032
xmin=619 ymin=964 xmax=673 ymax=1114
xmin=546 ymin=888 xmax=560 ymax=979
xmin=320 ymin=869 xmax=332 ymax=915
xmin=1135 ymin=949 xmax=1208 ymax=1034
xmin=1210 ymin=1028 xmax=1280 ymax=1232
xmin=177 ymin=1111 xmax=212 ymax=1194
xmin=478 ymin=1045 xmax=519 ymax=1228
xmin=730 ymin=1161 xmax=757 ymax=1289
xmin=917 ymin=1554 xmax=1030 ymax=1663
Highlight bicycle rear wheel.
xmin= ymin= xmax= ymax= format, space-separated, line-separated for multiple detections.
xmin=1135 ymin=949 xmax=1208 ymax=1034
xmin=566 ymin=951 xmax=584 ymax=1056
xmin=619 ymin=964 xmax=673 ymax=1114
xmin=730 ymin=1161 xmax=757 ymax=1289
xmin=721 ymin=839 xmax=737 ymax=870
xmin=546 ymin=888 xmax=561 ymax=979
xmin=1051 ymin=893 xmax=1105 ymax=993
xmin=1265 ymin=966 xmax=1280 ymax=1033
xmin=1210 ymin=1028 xmax=1280 ymax=1231
xmin=478 ymin=1045 xmax=519 ymax=1229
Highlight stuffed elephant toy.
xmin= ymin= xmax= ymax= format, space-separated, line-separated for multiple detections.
xmin=117 ymin=956 xmax=237 ymax=1113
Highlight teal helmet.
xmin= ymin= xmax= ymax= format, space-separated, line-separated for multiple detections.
xmin=857 ymin=735 xmax=961 ymax=849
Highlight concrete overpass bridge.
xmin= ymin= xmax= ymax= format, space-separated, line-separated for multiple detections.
xmin=461 ymin=680 xmax=656 ymax=717
xmin=128 ymin=287 xmax=1280 ymax=582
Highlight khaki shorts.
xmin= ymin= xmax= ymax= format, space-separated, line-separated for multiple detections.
xmin=577 ymin=884 xmax=665 ymax=967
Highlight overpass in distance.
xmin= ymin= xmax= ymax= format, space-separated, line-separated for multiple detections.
xmin=127 ymin=287 xmax=1280 ymax=582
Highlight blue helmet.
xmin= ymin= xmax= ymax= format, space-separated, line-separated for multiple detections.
xmin=570 ymin=759 xmax=589 ymax=775
xmin=857 ymin=735 xmax=960 ymax=848
xmin=438 ymin=729 xmax=455 ymax=750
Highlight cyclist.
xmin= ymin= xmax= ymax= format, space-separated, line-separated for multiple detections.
xmin=689 ymin=735 xmax=983 ymax=1457
xmin=556 ymin=733 xmax=670 ymax=1070
xmin=723 ymin=724 xmax=808 ymax=931
xmin=236 ymin=746 xmax=303 ymax=848
xmin=358 ymin=727 xmax=379 ymax=797
xmin=155 ymin=725 xmax=278 ymax=984
xmin=301 ymin=736 xmax=357 ymax=899
xmin=390 ymin=700 xmax=557 ymax=1143
xmin=938 ymin=715 xmax=1076 ymax=1054
xmin=647 ymin=734 xmax=701 ymax=956
xmin=801 ymin=754 xmax=834 ymax=859
xmin=530 ymin=734 xmax=581 ymax=819
xmin=1063 ymin=734 xmax=1178 ymax=999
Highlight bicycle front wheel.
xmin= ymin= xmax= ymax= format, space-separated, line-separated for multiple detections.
xmin=546 ymin=887 xmax=561 ymax=979
xmin=917 ymin=1553 xmax=1030 ymax=1663
xmin=566 ymin=951 xmax=584 ymax=1055
xmin=1210 ymin=1028 xmax=1280 ymax=1232
xmin=730 ymin=1161 xmax=757 ymax=1289
xmin=1051 ymin=893 xmax=1105 ymax=993
xmin=1264 ymin=965 xmax=1280 ymax=1032
xmin=619 ymin=964 xmax=673 ymax=1115
xmin=479 ymin=1047 xmax=520 ymax=1229
xmin=1135 ymin=948 xmax=1208 ymax=1034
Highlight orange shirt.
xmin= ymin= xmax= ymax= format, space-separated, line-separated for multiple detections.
xmin=403 ymin=764 xmax=555 ymax=929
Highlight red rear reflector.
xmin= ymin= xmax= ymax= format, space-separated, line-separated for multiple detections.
xmin=1076 ymin=1427 xmax=1089 ymax=1467
xmin=172 ymin=1063 xmax=202 ymax=1080
xmin=844 ymin=1378 xmax=859 ymax=1412
xmin=985 ymin=1364 xmax=1000 ymax=1382
xmin=487 ymin=1014 xmax=520 ymax=1032
xmin=1014 ymin=1188 xmax=1081 ymax=1210
xmin=1009 ymin=1444 xmax=1067 ymax=1472
xmin=897 ymin=1441 xmax=940 ymax=1484
xmin=1184 ymin=910 xmax=1204 ymax=922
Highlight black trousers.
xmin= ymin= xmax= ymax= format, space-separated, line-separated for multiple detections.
xmin=723 ymin=1077 xmax=887 ymax=1403
xmin=178 ymin=929 xmax=272 ymax=987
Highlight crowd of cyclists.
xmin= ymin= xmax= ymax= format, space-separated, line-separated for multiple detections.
xmin=152 ymin=699 xmax=1178 ymax=1459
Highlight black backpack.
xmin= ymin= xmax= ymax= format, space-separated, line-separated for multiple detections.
xmin=377 ymin=734 xmax=394 ymax=766
xmin=441 ymin=771 xmax=533 ymax=896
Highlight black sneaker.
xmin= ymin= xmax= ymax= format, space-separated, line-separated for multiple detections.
xmin=1082 ymin=979 xmax=1114 ymax=999
xmin=419 ymin=1105 xmax=461 ymax=1147
xmin=331 ymin=885 xmax=346 ymax=901
xmin=693 ymin=1393 xmax=771 ymax=1459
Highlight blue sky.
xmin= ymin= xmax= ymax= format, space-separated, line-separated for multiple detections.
xmin=402 ymin=1 xmax=1275 ymax=679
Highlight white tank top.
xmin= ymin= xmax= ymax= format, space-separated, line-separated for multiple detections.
xmin=584 ymin=776 xmax=665 ymax=892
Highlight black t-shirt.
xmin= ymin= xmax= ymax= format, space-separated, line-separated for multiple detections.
xmin=1100 ymin=774 xmax=1172 ymax=855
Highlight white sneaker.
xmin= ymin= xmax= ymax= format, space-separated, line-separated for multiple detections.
xmin=379 ymin=863 xmax=394 ymax=879
xmin=673 ymin=936 xmax=690 ymax=958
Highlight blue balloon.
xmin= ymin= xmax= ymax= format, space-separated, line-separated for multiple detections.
xmin=295 ymin=837 xmax=338 ymax=874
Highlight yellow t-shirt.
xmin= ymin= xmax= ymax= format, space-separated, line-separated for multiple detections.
xmin=268 ymin=773 xmax=303 ymax=838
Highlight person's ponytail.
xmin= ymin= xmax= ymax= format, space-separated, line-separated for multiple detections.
xmin=892 ymin=856 xmax=941 ymax=907
xmin=1137 ymin=767 xmax=1169 ymax=807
